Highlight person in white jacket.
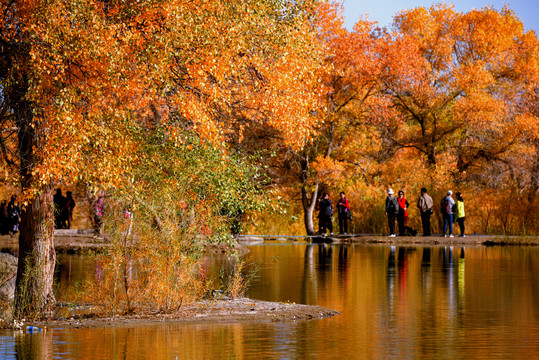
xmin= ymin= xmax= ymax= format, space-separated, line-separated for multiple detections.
xmin=441 ymin=190 xmax=456 ymax=237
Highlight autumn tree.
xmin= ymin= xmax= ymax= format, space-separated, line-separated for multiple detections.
xmin=360 ymin=4 xmax=538 ymax=234
xmin=77 ymin=127 xmax=267 ymax=313
xmin=374 ymin=4 xmax=538 ymax=169
xmin=0 ymin=0 xmax=323 ymax=319
xmin=244 ymin=3 xmax=538 ymax=236
xmin=280 ymin=2 xmax=381 ymax=234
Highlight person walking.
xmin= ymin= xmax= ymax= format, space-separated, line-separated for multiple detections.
xmin=385 ymin=188 xmax=399 ymax=237
xmin=397 ymin=190 xmax=409 ymax=236
xmin=455 ymin=192 xmax=465 ymax=237
xmin=441 ymin=190 xmax=456 ymax=237
xmin=62 ymin=191 xmax=76 ymax=229
xmin=337 ymin=192 xmax=350 ymax=235
xmin=417 ymin=188 xmax=433 ymax=236
xmin=318 ymin=193 xmax=334 ymax=236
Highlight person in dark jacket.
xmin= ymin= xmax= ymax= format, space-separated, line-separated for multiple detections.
xmin=62 ymin=191 xmax=76 ymax=229
xmin=337 ymin=192 xmax=350 ymax=235
xmin=385 ymin=188 xmax=399 ymax=237
xmin=318 ymin=193 xmax=334 ymax=236
xmin=53 ymin=188 xmax=66 ymax=229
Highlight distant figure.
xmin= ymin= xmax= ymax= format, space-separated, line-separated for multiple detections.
xmin=53 ymin=188 xmax=66 ymax=229
xmin=318 ymin=193 xmax=334 ymax=236
xmin=337 ymin=192 xmax=350 ymax=235
xmin=397 ymin=190 xmax=409 ymax=236
xmin=62 ymin=191 xmax=76 ymax=229
xmin=0 ymin=200 xmax=8 ymax=235
xmin=123 ymin=207 xmax=132 ymax=219
xmin=94 ymin=195 xmax=104 ymax=234
xmin=385 ymin=189 xmax=399 ymax=237
xmin=441 ymin=190 xmax=455 ymax=237
xmin=417 ymin=187 xmax=433 ymax=236
xmin=7 ymin=195 xmax=21 ymax=237
xmin=455 ymin=192 xmax=465 ymax=237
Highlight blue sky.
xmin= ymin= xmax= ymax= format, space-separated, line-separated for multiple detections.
xmin=342 ymin=0 xmax=538 ymax=33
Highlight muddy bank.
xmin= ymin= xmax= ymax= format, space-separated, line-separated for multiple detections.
xmin=240 ymin=234 xmax=539 ymax=246
xmin=315 ymin=234 xmax=539 ymax=246
xmin=14 ymin=298 xmax=338 ymax=330
xmin=1 ymin=231 xmax=249 ymax=254
xmin=3 ymin=232 xmax=537 ymax=253
xmin=0 ymin=231 xmax=107 ymax=252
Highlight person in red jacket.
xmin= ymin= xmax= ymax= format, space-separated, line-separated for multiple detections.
xmin=397 ymin=190 xmax=409 ymax=236
xmin=337 ymin=192 xmax=351 ymax=235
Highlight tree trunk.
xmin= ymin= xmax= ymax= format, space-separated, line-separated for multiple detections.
xmin=14 ymin=188 xmax=56 ymax=319
xmin=427 ymin=147 xmax=436 ymax=166
xmin=301 ymin=181 xmax=319 ymax=235
xmin=11 ymin=75 xmax=56 ymax=319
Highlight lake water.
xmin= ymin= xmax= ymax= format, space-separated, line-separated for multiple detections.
xmin=1 ymin=241 xmax=539 ymax=359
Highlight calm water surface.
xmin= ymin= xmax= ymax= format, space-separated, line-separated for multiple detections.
xmin=1 ymin=242 xmax=539 ymax=359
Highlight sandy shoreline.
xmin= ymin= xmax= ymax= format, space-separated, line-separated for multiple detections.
xmin=8 ymin=298 xmax=339 ymax=330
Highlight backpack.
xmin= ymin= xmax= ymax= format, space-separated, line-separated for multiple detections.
xmin=321 ymin=199 xmax=333 ymax=217
xmin=388 ymin=196 xmax=399 ymax=214
xmin=441 ymin=197 xmax=451 ymax=215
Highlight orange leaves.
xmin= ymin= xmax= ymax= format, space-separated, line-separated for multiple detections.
xmin=514 ymin=113 xmax=539 ymax=140
xmin=311 ymin=155 xmax=345 ymax=183
xmin=453 ymin=91 xmax=507 ymax=129
xmin=1 ymin=0 xmax=328 ymax=197
xmin=372 ymin=3 xmax=539 ymax=169
xmin=166 ymin=3 xmax=323 ymax=148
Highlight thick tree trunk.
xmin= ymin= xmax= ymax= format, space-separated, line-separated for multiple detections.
xmin=10 ymin=75 xmax=56 ymax=319
xmin=301 ymin=182 xmax=319 ymax=235
xmin=14 ymin=188 xmax=56 ymax=319
xmin=298 ymin=151 xmax=319 ymax=236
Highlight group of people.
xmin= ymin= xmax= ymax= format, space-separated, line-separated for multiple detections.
xmin=387 ymin=188 xmax=465 ymax=237
xmin=384 ymin=189 xmax=413 ymax=237
xmin=0 ymin=189 xmax=79 ymax=236
xmin=54 ymin=189 xmax=76 ymax=229
xmin=0 ymin=195 xmax=21 ymax=237
xmin=318 ymin=192 xmax=352 ymax=236
xmin=317 ymin=187 xmax=466 ymax=238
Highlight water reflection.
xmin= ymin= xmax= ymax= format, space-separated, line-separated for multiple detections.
xmin=245 ymin=243 xmax=539 ymax=359
xmin=2 ymin=243 xmax=539 ymax=359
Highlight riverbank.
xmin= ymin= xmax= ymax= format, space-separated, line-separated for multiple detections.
xmin=327 ymin=234 xmax=539 ymax=246
xmin=238 ymin=234 xmax=539 ymax=246
xmin=0 ymin=229 xmax=249 ymax=254
xmin=4 ymin=298 xmax=339 ymax=330
xmin=2 ymin=231 xmax=537 ymax=253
